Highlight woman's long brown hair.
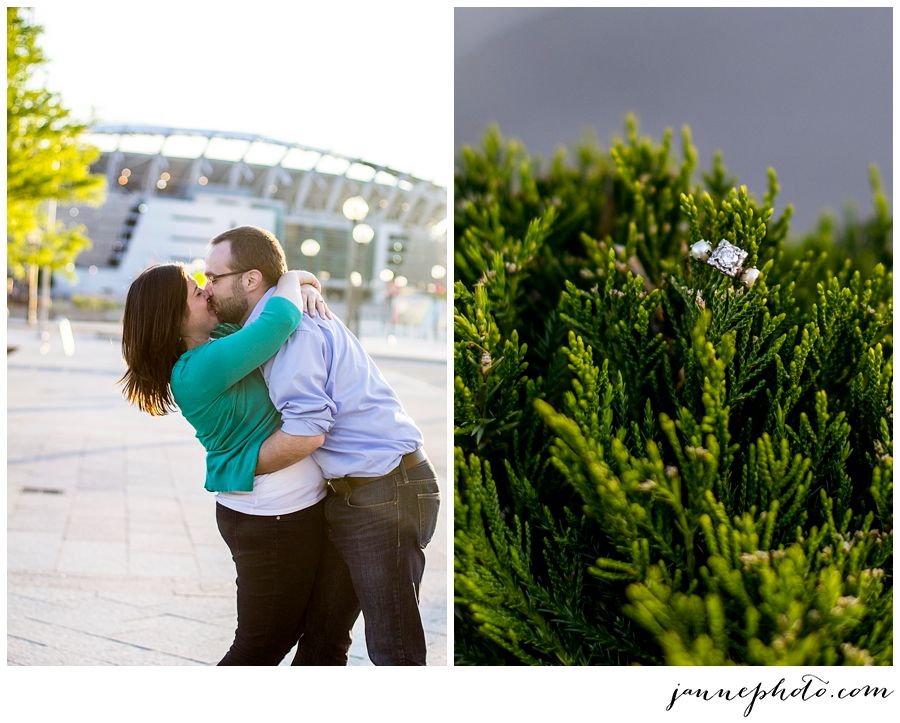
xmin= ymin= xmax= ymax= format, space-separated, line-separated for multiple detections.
xmin=119 ymin=264 xmax=189 ymax=416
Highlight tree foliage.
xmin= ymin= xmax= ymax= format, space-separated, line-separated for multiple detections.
xmin=454 ymin=118 xmax=892 ymax=665
xmin=7 ymin=7 xmax=105 ymax=277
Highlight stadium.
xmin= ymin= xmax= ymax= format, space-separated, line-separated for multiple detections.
xmin=55 ymin=124 xmax=447 ymax=315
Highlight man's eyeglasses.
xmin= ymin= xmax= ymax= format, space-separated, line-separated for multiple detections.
xmin=205 ymin=269 xmax=251 ymax=284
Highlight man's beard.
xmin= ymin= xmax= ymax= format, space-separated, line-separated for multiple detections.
xmin=212 ymin=281 xmax=249 ymax=324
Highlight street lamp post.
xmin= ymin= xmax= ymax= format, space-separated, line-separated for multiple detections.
xmin=341 ymin=196 xmax=371 ymax=337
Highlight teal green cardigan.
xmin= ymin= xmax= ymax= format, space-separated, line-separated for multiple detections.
xmin=170 ymin=296 xmax=301 ymax=492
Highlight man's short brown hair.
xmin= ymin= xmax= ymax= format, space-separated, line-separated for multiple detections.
xmin=209 ymin=226 xmax=287 ymax=287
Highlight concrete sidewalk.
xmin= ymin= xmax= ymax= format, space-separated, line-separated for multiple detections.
xmin=6 ymin=318 xmax=448 ymax=666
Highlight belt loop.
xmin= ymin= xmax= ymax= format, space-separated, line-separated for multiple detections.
xmin=398 ymin=455 xmax=410 ymax=486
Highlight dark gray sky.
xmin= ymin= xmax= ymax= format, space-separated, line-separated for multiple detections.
xmin=456 ymin=7 xmax=892 ymax=234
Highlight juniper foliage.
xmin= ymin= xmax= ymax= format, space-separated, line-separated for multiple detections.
xmin=454 ymin=118 xmax=892 ymax=665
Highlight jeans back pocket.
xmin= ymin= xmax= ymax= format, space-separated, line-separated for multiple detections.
xmin=417 ymin=491 xmax=441 ymax=549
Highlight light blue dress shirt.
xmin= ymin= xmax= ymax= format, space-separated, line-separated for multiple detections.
xmin=245 ymin=288 xmax=424 ymax=479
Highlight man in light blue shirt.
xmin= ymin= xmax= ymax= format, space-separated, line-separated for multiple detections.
xmin=205 ymin=226 xmax=440 ymax=666
xmin=245 ymin=286 xmax=424 ymax=478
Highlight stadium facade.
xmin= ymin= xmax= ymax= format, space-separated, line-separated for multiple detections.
xmin=56 ymin=124 xmax=447 ymax=303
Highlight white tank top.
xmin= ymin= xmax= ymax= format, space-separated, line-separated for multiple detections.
xmin=215 ymin=456 xmax=326 ymax=516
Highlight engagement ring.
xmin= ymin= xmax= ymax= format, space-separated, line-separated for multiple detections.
xmin=706 ymin=240 xmax=747 ymax=277
xmin=689 ymin=238 xmax=759 ymax=287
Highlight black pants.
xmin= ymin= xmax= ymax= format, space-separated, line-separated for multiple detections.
xmin=216 ymin=499 xmax=328 ymax=666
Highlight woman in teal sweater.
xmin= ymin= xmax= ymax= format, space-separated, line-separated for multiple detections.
xmin=120 ymin=263 xmax=335 ymax=664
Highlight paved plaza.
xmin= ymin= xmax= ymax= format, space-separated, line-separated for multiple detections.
xmin=6 ymin=316 xmax=448 ymax=666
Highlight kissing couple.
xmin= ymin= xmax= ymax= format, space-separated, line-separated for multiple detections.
xmin=120 ymin=225 xmax=440 ymax=665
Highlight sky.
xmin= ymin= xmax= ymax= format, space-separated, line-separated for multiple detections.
xmin=455 ymin=7 xmax=892 ymax=234
xmin=29 ymin=4 xmax=452 ymax=187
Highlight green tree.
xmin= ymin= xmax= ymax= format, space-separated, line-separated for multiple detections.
xmin=7 ymin=7 xmax=105 ymax=317
xmin=454 ymin=119 xmax=892 ymax=665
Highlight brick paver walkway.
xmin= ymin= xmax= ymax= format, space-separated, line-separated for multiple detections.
xmin=6 ymin=318 xmax=447 ymax=665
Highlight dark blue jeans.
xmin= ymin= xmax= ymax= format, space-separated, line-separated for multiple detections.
xmin=295 ymin=456 xmax=440 ymax=665
xmin=216 ymin=499 xmax=333 ymax=666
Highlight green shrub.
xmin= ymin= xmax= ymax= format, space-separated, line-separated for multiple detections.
xmin=454 ymin=118 xmax=892 ymax=665
xmin=70 ymin=293 xmax=121 ymax=312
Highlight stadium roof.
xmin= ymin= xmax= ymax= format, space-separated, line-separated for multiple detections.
xmin=86 ymin=123 xmax=439 ymax=187
xmin=84 ymin=124 xmax=446 ymax=228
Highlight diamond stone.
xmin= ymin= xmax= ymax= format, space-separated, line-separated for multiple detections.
xmin=707 ymin=240 xmax=748 ymax=277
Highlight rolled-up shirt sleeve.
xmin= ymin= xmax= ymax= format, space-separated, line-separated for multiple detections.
xmin=266 ymin=326 xmax=336 ymax=436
